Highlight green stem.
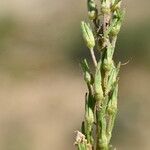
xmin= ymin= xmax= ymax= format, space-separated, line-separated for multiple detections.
xmin=90 ymin=48 xmax=97 ymax=67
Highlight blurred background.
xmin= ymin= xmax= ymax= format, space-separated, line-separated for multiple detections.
xmin=0 ymin=0 xmax=149 ymax=150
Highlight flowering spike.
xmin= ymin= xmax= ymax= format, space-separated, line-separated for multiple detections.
xmin=75 ymin=0 xmax=125 ymax=149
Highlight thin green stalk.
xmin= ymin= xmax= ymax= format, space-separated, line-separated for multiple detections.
xmin=90 ymin=48 xmax=97 ymax=68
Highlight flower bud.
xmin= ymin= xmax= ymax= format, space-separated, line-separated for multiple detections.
xmin=85 ymin=107 xmax=94 ymax=124
xmin=107 ymin=84 xmax=118 ymax=115
xmin=103 ymin=58 xmax=113 ymax=71
xmin=81 ymin=59 xmax=93 ymax=84
xmin=111 ymin=0 xmax=121 ymax=12
xmin=110 ymin=22 xmax=121 ymax=36
xmin=94 ymin=60 xmax=104 ymax=101
xmin=95 ymin=93 xmax=104 ymax=102
xmin=88 ymin=11 xmax=97 ymax=20
xmin=107 ymin=104 xmax=117 ymax=115
xmin=101 ymin=0 xmax=111 ymax=14
xmin=81 ymin=21 xmax=95 ymax=49
xmin=110 ymin=10 xmax=124 ymax=36
xmin=84 ymin=72 xmax=91 ymax=83
xmin=87 ymin=0 xmax=97 ymax=20
xmin=99 ymin=136 xmax=108 ymax=149
xmin=107 ymin=63 xmax=120 ymax=93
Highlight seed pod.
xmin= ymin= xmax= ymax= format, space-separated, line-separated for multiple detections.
xmin=81 ymin=21 xmax=95 ymax=49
